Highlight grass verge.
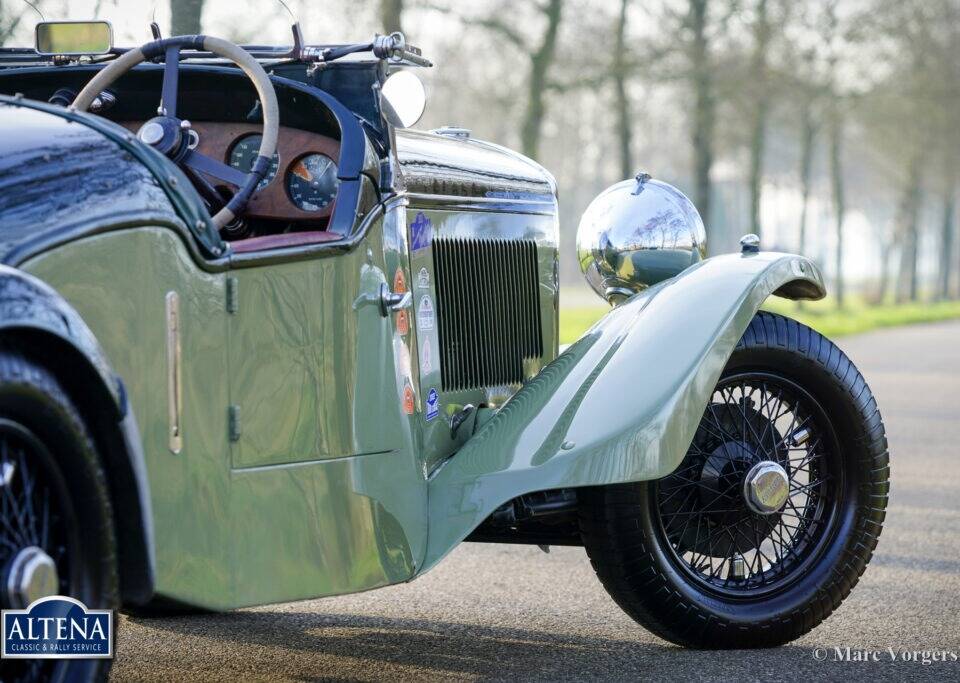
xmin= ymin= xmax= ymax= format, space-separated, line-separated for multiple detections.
xmin=559 ymin=296 xmax=960 ymax=345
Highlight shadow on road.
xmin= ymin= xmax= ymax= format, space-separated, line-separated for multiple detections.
xmin=125 ymin=610 xmax=919 ymax=681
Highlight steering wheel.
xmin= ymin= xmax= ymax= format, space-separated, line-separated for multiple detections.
xmin=72 ymin=35 xmax=280 ymax=230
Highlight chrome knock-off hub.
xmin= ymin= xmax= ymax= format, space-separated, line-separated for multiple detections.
xmin=743 ymin=461 xmax=790 ymax=515
xmin=4 ymin=546 xmax=59 ymax=609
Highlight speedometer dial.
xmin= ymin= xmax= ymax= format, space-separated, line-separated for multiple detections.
xmin=286 ymin=154 xmax=339 ymax=212
xmin=228 ymin=134 xmax=280 ymax=190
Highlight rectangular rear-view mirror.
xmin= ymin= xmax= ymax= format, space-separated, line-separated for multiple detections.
xmin=35 ymin=21 xmax=113 ymax=56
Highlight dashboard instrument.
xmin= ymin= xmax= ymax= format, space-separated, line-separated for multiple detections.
xmin=121 ymin=121 xmax=341 ymax=224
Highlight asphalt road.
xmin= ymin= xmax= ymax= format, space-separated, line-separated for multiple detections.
xmin=112 ymin=320 xmax=960 ymax=682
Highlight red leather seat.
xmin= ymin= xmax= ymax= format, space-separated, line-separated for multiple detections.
xmin=229 ymin=230 xmax=342 ymax=254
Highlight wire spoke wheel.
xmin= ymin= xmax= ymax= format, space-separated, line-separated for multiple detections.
xmin=0 ymin=420 xmax=80 ymax=683
xmin=654 ymin=372 xmax=841 ymax=597
xmin=0 ymin=349 xmax=118 ymax=682
xmin=579 ymin=314 xmax=889 ymax=648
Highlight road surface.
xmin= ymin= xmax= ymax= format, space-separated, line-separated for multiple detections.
xmin=112 ymin=320 xmax=960 ymax=681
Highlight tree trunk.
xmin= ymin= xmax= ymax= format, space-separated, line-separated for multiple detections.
xmin=877 ymin=236 xmax=893 ymax=304
xmin=898 ymin=225 xmax=919 ymax=303
xmin=520 ymin=0 xmax=564 ymax=160
xmin=795 ymin=99 xmax=817 ymax=310
xmin=797 ymin=100 xmax=816 ymax=256
xmin=895 ymin=156 xmax=923 ymax=303
xmin=613 ymin=0 xmax=633 ymax=179
xmin=689 ymin=0 xmax=714 ymax=229
xmin=380 ymin=0 xmax=404 ymax=34
xmin=170 ymin=0 xmax=204 ymax=36
xmin=747 ymin=0 xmax=770 ymax=238
xmin=937 ymin=188 xmax=955 ymax=300
xmin=747 ymin=110 xmax=767 ymax=238
xmin=829 ymin=103 xmax=845 ymax=307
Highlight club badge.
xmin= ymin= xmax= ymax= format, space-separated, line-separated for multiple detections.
xmin=425 ymin=387 xmax=439 ymax=421
xmin=417 ymin=295 xmax=435 ymax=331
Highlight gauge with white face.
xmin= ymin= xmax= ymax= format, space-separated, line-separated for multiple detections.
xmin=286 ymin=153 xmax=339 ymax=212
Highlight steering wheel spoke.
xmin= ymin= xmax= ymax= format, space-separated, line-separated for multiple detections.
xmin=72 ymin=34 xmax=279 ymax=230
xmin=180 ymin=164 xmax=226 ymax=213
xmin=181 ymin=149 xmax=249 ymax=187
xmin=159 ymin=45 xmax=181 ymax=118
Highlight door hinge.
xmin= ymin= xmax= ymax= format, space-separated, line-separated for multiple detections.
xmin=226 ymin=276 xmax=239 ymax=314
xmin=228 ymin=404 xmax=241 ymax=442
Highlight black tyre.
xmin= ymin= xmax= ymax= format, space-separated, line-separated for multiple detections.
xmin=0 ymin=348 xmax=118 ymax=681
xmin=579 ymin=312 xmax=889 ymax=648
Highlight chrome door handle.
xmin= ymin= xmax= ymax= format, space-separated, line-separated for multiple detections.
xmin=353 ymin=283 xmax=412 ymax=317
xmin=380 ymin=284 xmax=411 ymax=316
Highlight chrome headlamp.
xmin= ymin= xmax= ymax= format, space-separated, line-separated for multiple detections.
xmin=577 ymin=174 xmax=707 ymax=304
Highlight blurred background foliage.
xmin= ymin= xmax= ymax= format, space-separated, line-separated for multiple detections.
xmin=2 ymin=0 xmax=959 ymax=339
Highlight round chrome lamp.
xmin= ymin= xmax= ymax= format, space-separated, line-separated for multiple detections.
xmin=577 ymin=173 xmax=707 ymax=304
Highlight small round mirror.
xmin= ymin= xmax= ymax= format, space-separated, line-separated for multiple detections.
xmin=380 ymin=70 xmax=426 ymax=129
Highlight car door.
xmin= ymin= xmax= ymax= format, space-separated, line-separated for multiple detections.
xmin=223 ymin=208 xmax=429 ymax=606
xmin=225 ymin=240 xmax=401 ymax=468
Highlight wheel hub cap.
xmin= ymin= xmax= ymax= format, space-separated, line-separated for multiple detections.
xmin=136 ymin=117 xmax=183 ymax=156
xmin=743 ymin=461 xmax=790 ymax=514
xmin=138 ymin=120 xmax=165 ymax=145
xmin=4 ymin=546 xmax=59 ymax=609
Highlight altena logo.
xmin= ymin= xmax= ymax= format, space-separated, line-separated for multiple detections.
xmin=1 ymin=596 xmax=113 ymax=659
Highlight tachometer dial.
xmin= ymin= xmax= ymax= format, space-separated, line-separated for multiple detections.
xmin=228 ymin=134 xmax=280 ymax=190
xmin=286 ymin=154 xmax=339 ymax=212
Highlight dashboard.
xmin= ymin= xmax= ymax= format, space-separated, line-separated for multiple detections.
xmin=121 ymin=121 xmax=341 ymax=224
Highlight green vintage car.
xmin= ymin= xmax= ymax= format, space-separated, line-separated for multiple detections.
xmin=0 ymin=21 xmax=888 ymax=681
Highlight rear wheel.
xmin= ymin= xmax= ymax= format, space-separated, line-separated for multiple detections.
xmin=579 ymin=312 xmax=889 ymax=648
xmin=0 ymin=349 xmax=117 ymax=681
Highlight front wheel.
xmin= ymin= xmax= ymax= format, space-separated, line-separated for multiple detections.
xmin=579 ymin=312 xmax=889 ymax=648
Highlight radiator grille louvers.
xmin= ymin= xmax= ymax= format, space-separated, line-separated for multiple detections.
xmin=432 ymin=237 xmax=543 ymax=392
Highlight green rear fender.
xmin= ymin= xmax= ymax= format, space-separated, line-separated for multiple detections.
xmin=421 ymin=251 xmax=825 ymax=572
xmin=0 ymin=265 xmax=155 ymax=603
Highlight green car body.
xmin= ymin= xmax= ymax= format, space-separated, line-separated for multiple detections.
xmin=0 ymin=60 xmax=825 ymax=612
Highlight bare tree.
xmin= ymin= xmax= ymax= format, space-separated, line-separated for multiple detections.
xmin=791 ymin=78 xmax=820 ymax=310
xmin=787 ymin=3 xmax=836 ymax=266
xmin=745 ymin=0 xmax=772 ymax=238
xmin=937 ymin=184 xmax=956 ymax=300
xmin=796 ymin=91 xmax=819 ymax=259
xmin=613 ymin=0 xmax=734 ymax=241
xmin=817 ymin=2 xmax=848 ymax=305
xmin=894 ymin=155 xmax=923 ymax=302
xmin=934 ymin=2 xmax=960 ymax=300
xmin=828 ymin=93 xmax=846 ymax=307
xmin=688 ymin=0 xmax=715 ymax=225
xmin=519 ymin=0 xmax=564 ymax=159
xmin=0 ymin=0 xmax=45 ymax=46
xmin=797 ymin=0 xmax=857 ymax=306
xmin=171 ymin=0 xmax=205 ymax=35
xmin=380 ymin=0 xmax=404 ymax=34
xmin=436 ymin=0 xmax=565 ymax=160
xmin=860 ymin=0 xmax=960 ymax=302
xmin=612 ymin=0 xmax=633 ymax=179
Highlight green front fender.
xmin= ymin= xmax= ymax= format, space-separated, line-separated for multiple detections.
xmin=420 ymin=251 xmax=825 ymax=573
